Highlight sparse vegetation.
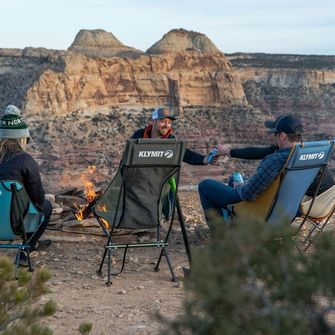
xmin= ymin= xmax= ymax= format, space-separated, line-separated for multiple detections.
xmin=0 ymin=256 xmax=56 ymax=335
xmin=160 ymin=218 xmax=335 ymax=335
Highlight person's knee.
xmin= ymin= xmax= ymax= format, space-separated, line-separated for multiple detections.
xmin=42 ymin=199 xmax=53 ymax=218
xmin=198 ymin=179 xmax=210 ymax=195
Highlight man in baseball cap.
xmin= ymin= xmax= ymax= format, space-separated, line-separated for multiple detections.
xmin=151 ymin=107 xmax=176 ymax=121
xmin=265 ymin=115 xmax=303 ymax=135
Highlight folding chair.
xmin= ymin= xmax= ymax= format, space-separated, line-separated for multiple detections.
xmin=232 ymin=140 xmax=334 ymax=236
xmin=0 ymin=180 xmax=44 ymax=273
xmin=92 ymin=139 xmax=192 ymax=286
xmin=298 ymin=185 xmax=335 ymax=250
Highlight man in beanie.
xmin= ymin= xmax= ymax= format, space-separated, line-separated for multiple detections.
xmin=131 ymin=107 xmax=211 ymax=164
xmin=198 ymin=115 xmax=309 ymax=227
xmin=0 ymin=105 xmax=52 ymax=266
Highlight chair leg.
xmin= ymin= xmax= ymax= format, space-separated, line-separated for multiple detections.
xmin=106 ymin=248 xmax=112 ymax=286
xmin=26 ymin=250 xmax=33 ymax=273
xmin=97 ymin=247 xmax=108 ymax=275
xmin=162 ymin=248 xmax=176 ymax=282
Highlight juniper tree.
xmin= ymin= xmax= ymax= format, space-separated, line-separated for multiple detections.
xmin=0 ymin=256 xmax=56 ymax=335
xmin=160 ymin=219 xmax=335 ymax=335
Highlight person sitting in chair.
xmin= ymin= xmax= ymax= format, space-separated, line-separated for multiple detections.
xmin=0 ymin=105 xmax=52 ymax=266
xmin=198 ymin=115 xmax=303 ymax=226
xmin=215 ymin=115 xmax=334 ymax=197
xmin=132 ymin=107 xmax=214 ymax=220
xmin=131 ymin=107 xmax=212 ymax=165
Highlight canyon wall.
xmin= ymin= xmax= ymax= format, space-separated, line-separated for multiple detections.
xmin=0 ymin=31 xmax=334 ymax=191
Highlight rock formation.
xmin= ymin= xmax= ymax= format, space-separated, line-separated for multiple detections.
xmin=0 ymin=31 xmax=334 ymax=191
xmin=146 ymin=28 xmax=220 ymax=54
xmin=68 ymin=29 xmax=144 ymax=58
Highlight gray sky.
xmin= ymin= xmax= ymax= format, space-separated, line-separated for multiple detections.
xmin=0 ymin=0 xmax=334 ymax=55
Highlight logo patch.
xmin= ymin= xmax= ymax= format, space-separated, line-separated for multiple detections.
xmin=138 ymin=150 xmax=174 ymax=158
xmin=299 ymin=151 xmax=325 ymax=161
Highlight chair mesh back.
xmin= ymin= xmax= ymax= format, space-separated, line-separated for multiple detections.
xmin=267 ymin=140 xmax=334 ymax=226
xmin=267 ymin=168 xmax=320 ymax=225
xmin=93 ymin=139 xmax=185 ymax=230
xmin=0 ymin=181 xmax=42 ymax=240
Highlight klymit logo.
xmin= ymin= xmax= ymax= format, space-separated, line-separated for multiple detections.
xmin=138 ymin=150 xmax=174 ymax=158
xmin=164 ymin=150 xmax=173 ymax=158
xmin=299 ymin=151 xmax=325 ymax=161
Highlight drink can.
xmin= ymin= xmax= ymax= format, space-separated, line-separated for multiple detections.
xmin=207 ymin=148 xmax=218 ymax=164
xmin=232 ymin=172 xmax=244 ymax=183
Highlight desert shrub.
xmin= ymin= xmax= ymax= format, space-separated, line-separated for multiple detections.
xmin=160 ymin=218 xmax=335 ymax=335
xmin=0 ymin=256 xmax=56 ymax=335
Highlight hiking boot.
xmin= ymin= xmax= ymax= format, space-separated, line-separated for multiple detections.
xmin=31 ymin=239 xmax=52 ymax=252
xmin=14 ymin=252 xmax=29 ymax=267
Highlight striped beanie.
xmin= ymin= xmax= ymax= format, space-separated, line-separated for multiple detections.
xmin=0 ymin=105 xmax=30 ymax=139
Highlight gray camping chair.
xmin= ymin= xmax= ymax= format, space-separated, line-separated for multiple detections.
xmin=92 ymin=139 xmax=191 ymax=286
xmin=231 ymin=140 xmax=334 ymax=242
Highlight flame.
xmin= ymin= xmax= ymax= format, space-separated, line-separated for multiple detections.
xmin=97 ymin=204 xmax=110 ymax=229
xmin=81 ymin=165 xmax=98 ymax=203
xmin=97 ymin=204 xmax=108 ymax=212
xmin=74 ymin=165 xmax=98 ymax=220
xmin=100 ymin=218 xmax=110 ymax=230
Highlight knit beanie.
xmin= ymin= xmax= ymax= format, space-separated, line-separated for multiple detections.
xmin=0 ymin=105 xmax=30 ymax=139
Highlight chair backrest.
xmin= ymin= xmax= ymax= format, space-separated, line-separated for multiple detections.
xmin=0 ymin=180 xmax=43 ymax=240
xmin=233 ymin=140 xmax=334 ymax=225
xmin=300 ymin=185 xmax=335 ymax=219
xmin=93 ymin=139 xmax=186 ymax=229
xmin=266 ymin=140 xmax=334 ymax=226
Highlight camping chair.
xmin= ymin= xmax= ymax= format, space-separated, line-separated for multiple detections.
xmin=298 ymin=184 xmax=335 ymax=250
xmin=231 ymin=140 xmax=334 ymax=237
xmin=0 ymin=180 xmax=44 ymax=273
xmin=92 ymin=139 xmax=192 ymax=286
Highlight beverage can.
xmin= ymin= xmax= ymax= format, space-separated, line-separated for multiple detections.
xmin=232 ymin=172 xmax=244 ymax=183
xmin=207 ymin=148 xmax=218 ymax=164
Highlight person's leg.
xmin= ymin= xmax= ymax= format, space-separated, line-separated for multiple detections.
xmin=27 ymin=199 xmax=53 ymax=248
xmin=198 ymin=179 xmax=241 ymax=224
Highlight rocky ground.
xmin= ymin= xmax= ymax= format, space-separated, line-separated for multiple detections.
xmin=1 ymin=190 xmax=334 ymax=335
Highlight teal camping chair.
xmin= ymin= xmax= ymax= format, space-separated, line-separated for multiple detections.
xmin=0 ymin=180 xmax=44 ymax=272
xmin=232 ymin=140 xmax=334 ymax=242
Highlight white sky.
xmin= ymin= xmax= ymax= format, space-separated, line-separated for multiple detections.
xmin=0 ymin=0 xmax=334 ymax=55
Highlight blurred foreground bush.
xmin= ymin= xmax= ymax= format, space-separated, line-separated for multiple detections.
xmin=161 ymin=218 xmax=335 ymax=335
xmin=0 ymin=256 xmax=56 ymax=335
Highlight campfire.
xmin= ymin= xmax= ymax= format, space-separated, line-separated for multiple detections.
xmin=73 ymin=165 xmax=110 ymax=230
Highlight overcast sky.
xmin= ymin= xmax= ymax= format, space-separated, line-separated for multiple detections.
xmin=0 ymin=0 xmax=334 ymax=55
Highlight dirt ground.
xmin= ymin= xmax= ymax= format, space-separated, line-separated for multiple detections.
xmin=2 ymin=190 xmax=334 ymax=335
xmin=2 ymin=190 xmax=206 ymax=335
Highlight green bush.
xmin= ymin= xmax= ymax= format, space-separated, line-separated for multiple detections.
xmin=0 ymin=256 xmax=56 ymax=335
xmin=160 ymin=219 xmax=335 ymax=335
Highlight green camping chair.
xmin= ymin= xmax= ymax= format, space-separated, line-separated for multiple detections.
xmin=0 ymin=180 xmax=44 ymax=272
xmin=92 ymin=139 xmax=191 ymax=286
xmin=231 ymin=140 xmax=334 ymax=247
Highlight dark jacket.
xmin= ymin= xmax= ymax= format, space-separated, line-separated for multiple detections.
xmin=230 ymin=145 xmax=334 ymax=196
xmin=131 ymin=128 xmax=206 ymax=165
xmin=0 ymin=152 xmax=45 ymax=207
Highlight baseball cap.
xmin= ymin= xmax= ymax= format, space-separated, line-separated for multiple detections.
xmin=265 ymin=115 xmax=303 ymax=134
xmin=152 ymin=107 xmax=176 ymax=120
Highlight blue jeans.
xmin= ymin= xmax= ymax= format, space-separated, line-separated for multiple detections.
xmin=198 ymin=179 xmax=242 ymax=224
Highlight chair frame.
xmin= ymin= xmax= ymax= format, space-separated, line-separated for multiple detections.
xmin=93 ymin=139 xmax=192 ymax=286
xmin=231 ymin=140 xmax=334 ymax=249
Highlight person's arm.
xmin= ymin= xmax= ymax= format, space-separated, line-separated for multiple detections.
xmin=236 ymin=152 xmax=287 ymax=201
xmin=183 ymin=148 xmax=207 ymax=165
xmin=229 ymin=145 xmax=278 ymax=160
xmin=131 ymin=128 xmax=145 ymax=139
xmin=21 ymin=154 xmax=45 ymax=207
